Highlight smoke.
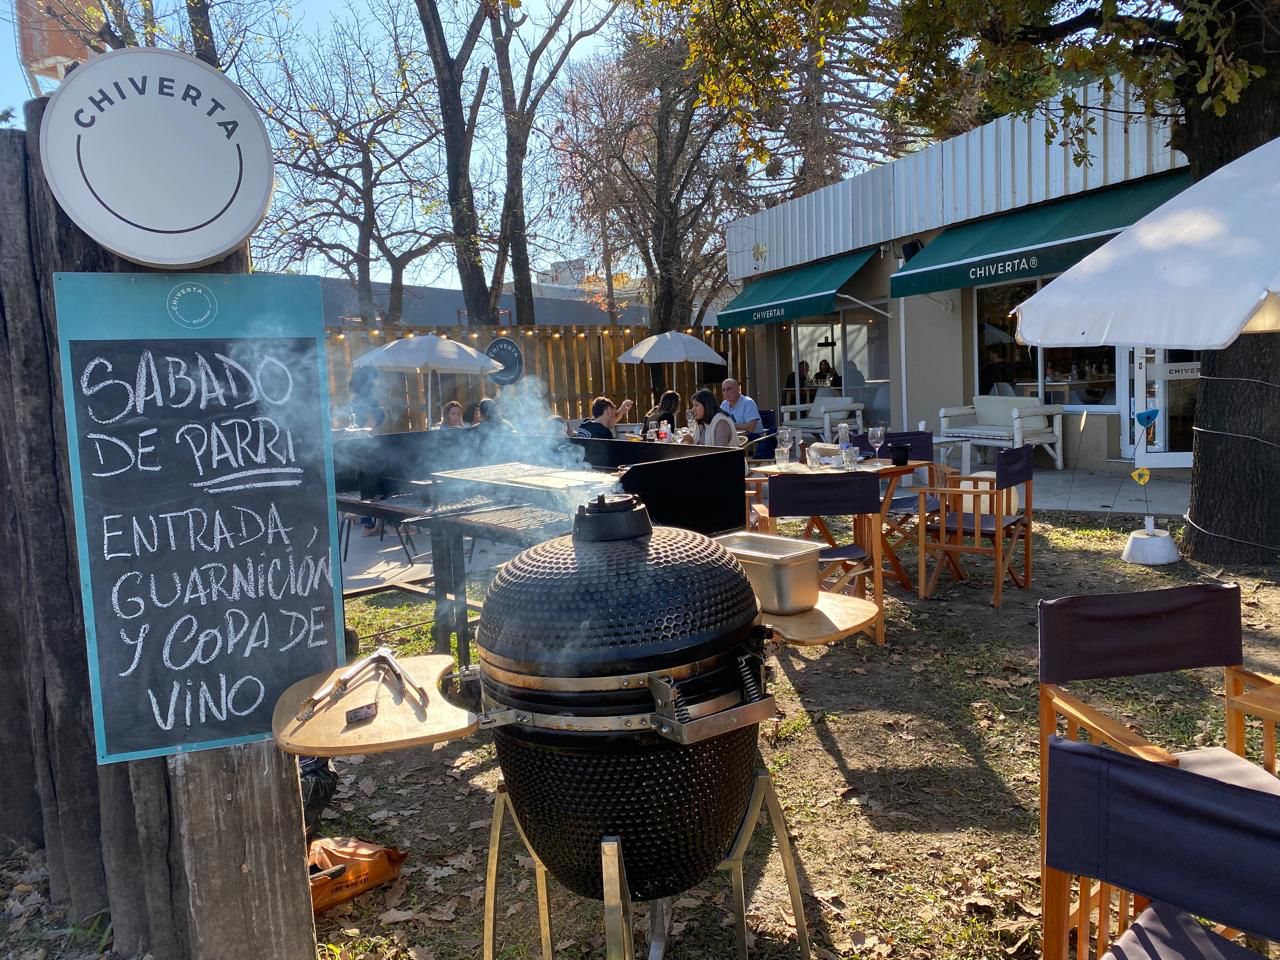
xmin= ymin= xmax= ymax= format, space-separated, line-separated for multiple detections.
xmin=378 ymin=374 xmax=629 ymax=517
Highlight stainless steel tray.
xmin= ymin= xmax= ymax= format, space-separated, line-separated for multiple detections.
xmin=717 ymin=533 xmax=822 ymax=614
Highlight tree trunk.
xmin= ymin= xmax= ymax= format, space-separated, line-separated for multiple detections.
xmin=185 ymin=0 xmax=219 ymax=67
xmin=415 ymin=0 xmax=493 ymax=325
xmin=1178 ymin=23 xmax=1280 ymax=564
xmin=601 ymin=213 xmax=619 ymax=325
xmin=356 ymin=174 xmax=377 ymax=323
xmin=0 ymin=161 xmax=42 ymax=851
xmin=0 ymin=101 xmax=315 ymax=958
xmin=0 ymin=112 xmax=108 ymax=923
xmin=386 ymin=262 xmax=406 ymax=327
xmin=356 ymin=240 xmax=376 ymax=324
xmin=507 ymin=169 xmax=537 ymax=326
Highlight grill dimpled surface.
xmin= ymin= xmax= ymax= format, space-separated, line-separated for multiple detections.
xmin=477 ymin=526 xmax=758 ymax=676
xmin=494 ymin=726 xmax=759 ymax=901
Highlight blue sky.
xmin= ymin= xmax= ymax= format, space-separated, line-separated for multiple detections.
xmin=0 ymin=0 xmax=602 ymax=286
xmin=1 ymin=14 xmax=32 ymax=122
xmin=0 ymin=0 xmax=362 ymax=125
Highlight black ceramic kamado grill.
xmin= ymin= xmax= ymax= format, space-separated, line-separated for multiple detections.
xmin=280 ymin=439 xmax=816 ymax=958
xmin=476 ymin=495 xmax=771 ymax=895
xmin=461 ymin=494 xmax=810 ymax=960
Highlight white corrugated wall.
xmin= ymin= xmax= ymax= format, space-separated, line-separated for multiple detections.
xmin=727 ymin=79 xmax=1187 ymax=281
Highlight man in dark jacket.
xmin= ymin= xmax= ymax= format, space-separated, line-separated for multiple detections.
xmin=577 ymin=396 xmax=634 ymax=439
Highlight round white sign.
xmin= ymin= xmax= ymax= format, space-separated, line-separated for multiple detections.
xmin=40 ymin=47 xmax=274 ymax=268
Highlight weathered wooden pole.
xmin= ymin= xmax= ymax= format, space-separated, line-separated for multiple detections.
xmin=0 ymin=100 xmax=316 ymax=960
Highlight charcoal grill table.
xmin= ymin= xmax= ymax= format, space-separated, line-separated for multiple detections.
xmin=335 ymin=491 xmax=509 ymax=604
xmin=428 ymin=504 xmax=574 ymax=665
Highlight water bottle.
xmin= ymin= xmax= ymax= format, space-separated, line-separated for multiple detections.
xmin=837 ymin=422 xmax=850 ymax=451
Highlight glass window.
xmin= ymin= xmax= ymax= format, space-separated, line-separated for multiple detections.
xmin=976 ymin=282 xmax=1038 ymax=398
xmin=1041 ymin=346 xmax=1118 ymax=406
xmin=976 ymin=280 xmax=1118 ymax=407
xmin=787 ymin=308 xmax=891 ymax=426
xmin=839 ymin=306 xmax=891 ymax=425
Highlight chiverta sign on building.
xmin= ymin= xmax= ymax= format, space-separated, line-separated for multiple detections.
xmin=40 ymin=47 xmax=274 ymax=268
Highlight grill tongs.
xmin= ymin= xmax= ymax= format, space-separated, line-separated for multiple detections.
xmin=294 ymin=647 xmax=431 ymax=722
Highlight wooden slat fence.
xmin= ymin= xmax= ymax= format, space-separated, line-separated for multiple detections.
xmin=326 ymin=324 xmax=752 ymax=431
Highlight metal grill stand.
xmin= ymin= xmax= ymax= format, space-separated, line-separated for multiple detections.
xmin=482 ymin=768 xmax=811 ymax=960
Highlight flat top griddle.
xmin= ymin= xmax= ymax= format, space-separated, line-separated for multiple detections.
xmin=431 ymin=461 xmax=620 ymax=500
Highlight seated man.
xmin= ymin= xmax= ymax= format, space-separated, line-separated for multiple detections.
xmin=719 ymin=378 xmax=760 ymax=433
xmin=473 ymin=397 xmax=514 ymax=432
xmin=577 ymin=396 xmax=634 ymax=439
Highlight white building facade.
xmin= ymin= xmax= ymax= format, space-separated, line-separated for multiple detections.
xmin=721 ymin=81 xmax=1198 ymax=470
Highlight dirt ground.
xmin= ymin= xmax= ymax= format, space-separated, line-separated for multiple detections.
xmin=4 ymin=512 xmax=1278 ymax=960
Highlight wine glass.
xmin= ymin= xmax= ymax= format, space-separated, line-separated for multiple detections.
xmin=686 ymin=410 xmax=696 ymax=432
xmin=868 ymin=426 xmax=885 ymax=463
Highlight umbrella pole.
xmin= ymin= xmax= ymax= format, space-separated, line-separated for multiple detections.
xmin=427 ymin=370 xmax=433 ymax=429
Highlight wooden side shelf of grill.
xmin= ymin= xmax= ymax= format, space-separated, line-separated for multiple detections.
xmin=765 ymin=592 xmax=881 ymax=646
xmin=272 ymin=654 xmax=477 ymax=756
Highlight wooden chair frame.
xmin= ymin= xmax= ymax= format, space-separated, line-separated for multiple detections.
xmin=1039 ymin=665 xmax=1279 ymax=960
xmin=753 ymin=503 xmax=885 ymax=645
xmin=882 ymin=461 xmax=949 ymax=561
xmin=916 ymin=471 xmax=1033 ymax=608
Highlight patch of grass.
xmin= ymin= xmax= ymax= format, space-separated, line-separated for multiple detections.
xmin=773 ymin=711 xmax=817 ymax=742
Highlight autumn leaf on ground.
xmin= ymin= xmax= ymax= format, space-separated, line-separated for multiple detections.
xmin=378 ymin=908 xmax=416 ymax=924
xmin=426 ymin=897 xmax=460 ymax=922
xmin=383 ymin=878 xmax=407 ymax=910
xmin=446 ymin=848 xmax=477 ymax=872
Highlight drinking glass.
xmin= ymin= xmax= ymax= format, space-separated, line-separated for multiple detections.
xmin=686 ymin=410 xmax=696 ymax=432
xmin=777 ymin=427 xmax=792 ymax=458
xmin=806 ymin=445 xmax=821 ymax=468
xmin=868 ymin=426 xmax=885 ymax=463
xmin=774 ymin=444 xmax=791 ymax=466
xmin=841 ymin=446 xmax=858 ymax=470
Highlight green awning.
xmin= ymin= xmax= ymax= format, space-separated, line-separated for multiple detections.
xmin=718 ymin=248 xmax=876 ymax=328
xmin=889 ymin=172 xmax=1192 ymax=299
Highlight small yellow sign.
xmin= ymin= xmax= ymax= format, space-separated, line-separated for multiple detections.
xmin=1131 ymin=467 xmax=1151 ymax=486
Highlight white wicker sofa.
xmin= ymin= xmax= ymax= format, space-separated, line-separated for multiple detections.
xmin=936 ymin=395 xmax=1064 ymax=470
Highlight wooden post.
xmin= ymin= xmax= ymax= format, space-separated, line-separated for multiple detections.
xmin=0 ymin=102 xmax=315 ymax=959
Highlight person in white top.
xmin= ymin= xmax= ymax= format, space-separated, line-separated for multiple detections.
xmin=684 ymin=389 xmax=737 ymax=447
xmin=719 ymin=379 xmax=761 ymax=433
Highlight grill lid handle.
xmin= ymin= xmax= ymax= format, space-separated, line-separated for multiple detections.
xmin=573 ymin=493 xmax=653 ymax=542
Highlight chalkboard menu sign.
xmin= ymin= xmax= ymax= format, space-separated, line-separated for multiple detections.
xmin=55 ymin=274 xmax=343 ymax=763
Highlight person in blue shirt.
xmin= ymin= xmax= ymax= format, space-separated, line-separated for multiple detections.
xmin=719 ymin=379 xmax=760 ymax=433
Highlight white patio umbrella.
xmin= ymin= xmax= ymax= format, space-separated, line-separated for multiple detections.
xmin=616 ymin=331 xmax=728 ymax=406
xmin=353 ymin=333 xmax=502 ymax=424
xmin=616 ymin=330 xmax=728 ymax=365
xmin=1014 ymin=134 xmax=1280 ymax=349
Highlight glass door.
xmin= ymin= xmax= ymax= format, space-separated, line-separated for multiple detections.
xmin=1133 ymin=349 xmax=1200 ymax=467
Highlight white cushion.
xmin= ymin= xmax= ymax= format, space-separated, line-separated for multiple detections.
xmin=972 ymin=396 xmax=1048 ymax=432
xmin=961 ymin=471 xmax=1019 ymax=513
xmin=1174 ymin=747 xmax=1280 ymax=797
xmin=809 ymin=396 xmax=859 ymax=417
